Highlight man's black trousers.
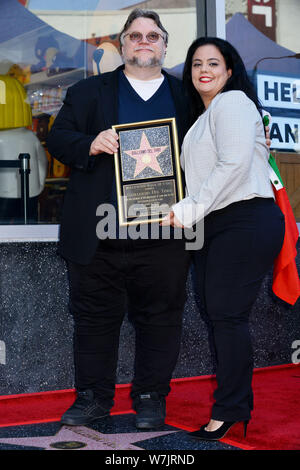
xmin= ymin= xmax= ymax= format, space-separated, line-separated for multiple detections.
xmin=67 ymin=238 xmax=191 ymax=409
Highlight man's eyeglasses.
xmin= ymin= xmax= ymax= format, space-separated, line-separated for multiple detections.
xmin=123 ymin=31 xmax=165 ymax=43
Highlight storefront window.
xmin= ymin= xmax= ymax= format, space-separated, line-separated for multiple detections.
xmin=0 ymin=0 xmax=197 ymax=226
xmin=225 ymin=0 xmax=300 ymax=221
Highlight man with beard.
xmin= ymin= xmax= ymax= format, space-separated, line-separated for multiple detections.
xmin=47 ymin=8 xmax=191 ymax=430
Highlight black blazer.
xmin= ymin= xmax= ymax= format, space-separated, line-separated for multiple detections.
xmin=47 ymin=65 xmax=190 ymax=264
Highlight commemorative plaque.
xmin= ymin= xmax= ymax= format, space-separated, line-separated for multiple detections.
xmin=112 ymin=118 xmax=183 ymax=226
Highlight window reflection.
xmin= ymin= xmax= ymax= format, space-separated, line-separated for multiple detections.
xmin=225 ymin=0 xmax=300 ymax=221
xmin=0 ymin=74 xmax=48 ymax=224
xmin=0 ymin=0 xmax=196 ymax=226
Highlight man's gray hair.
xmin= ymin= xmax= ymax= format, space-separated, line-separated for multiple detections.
xmin=119 ymin=8 xmax=169 ymax=46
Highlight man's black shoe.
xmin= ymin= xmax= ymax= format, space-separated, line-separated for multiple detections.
xmin=60 ymin=389 xmax=110 ymax=426
xmin=134 ymin=392 xmax=166 ymax=429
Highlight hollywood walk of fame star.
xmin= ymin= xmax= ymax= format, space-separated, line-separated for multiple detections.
xmin=0 ymin=425 xmax=178 ymax=451
xmin=124 ymin=132 xmax=168 ymax=178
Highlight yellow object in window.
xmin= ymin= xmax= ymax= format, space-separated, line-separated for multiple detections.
xmin=0 ymin=75 xmax=32 ymax=129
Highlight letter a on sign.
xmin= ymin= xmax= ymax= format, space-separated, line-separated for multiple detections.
xmin=248 ymin=0 xmax=276 ymax=41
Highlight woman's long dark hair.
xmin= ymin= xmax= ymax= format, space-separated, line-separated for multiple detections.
xmin=183 ymin=37 xmax=262 ymax=124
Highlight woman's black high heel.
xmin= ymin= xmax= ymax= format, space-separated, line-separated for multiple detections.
xmin=188 ymin=420 xmax=249 ymax=441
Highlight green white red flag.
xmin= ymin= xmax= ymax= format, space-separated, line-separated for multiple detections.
xmin=269 ymin=154 xmax=300 ymax=305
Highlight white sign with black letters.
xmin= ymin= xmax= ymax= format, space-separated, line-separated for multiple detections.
xmin=257 ymin=74 xmax=300 ymax=110
xmin=270 ymin=116 xmax=300 ymax=151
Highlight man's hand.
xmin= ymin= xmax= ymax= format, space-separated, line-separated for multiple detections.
xmin=89 ymin=129 xmax=119 ymax=155
xmin=263 ymin=114 xmax=271 ymax=148
xmin=265 ymin=125 xmax=271 ymax=148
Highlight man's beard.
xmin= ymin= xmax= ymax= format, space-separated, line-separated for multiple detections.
xmin=122 ymin=51 xmax=165 ymax=68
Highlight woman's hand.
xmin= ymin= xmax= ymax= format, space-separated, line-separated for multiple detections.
xmin=160 ymin=211 xmax=184 ymax=228
xmin=90 ymin=129 xmax=119 ymax=155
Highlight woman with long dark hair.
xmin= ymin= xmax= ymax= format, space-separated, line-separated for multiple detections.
xmin=162 ymin=37 xmax=285 ymax=440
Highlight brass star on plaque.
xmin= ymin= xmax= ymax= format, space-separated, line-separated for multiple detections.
xmin=124 ymin=132 xmax=167 ymax=178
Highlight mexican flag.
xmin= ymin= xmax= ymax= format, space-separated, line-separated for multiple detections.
xmin=269 ymin=154 xmax=300 ymax=305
